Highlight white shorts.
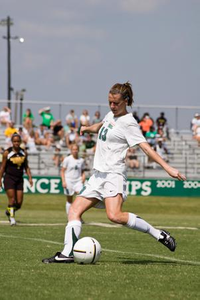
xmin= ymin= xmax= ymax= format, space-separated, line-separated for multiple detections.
xmin=64 ymin=180 xmax=84 ymax=196
xmin=79 ymin=170 xmax=127 ymax=209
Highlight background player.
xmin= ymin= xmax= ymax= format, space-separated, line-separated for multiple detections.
xmin=60 ymin=144 xmax=85 ymax=218
xmin=0 ymin=133 xmax=33 ymax=225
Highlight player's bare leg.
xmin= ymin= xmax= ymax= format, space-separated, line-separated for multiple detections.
xmin=105 ymin=194 xmax=176 ymax=252
xmin=5 ymin=189 xmax=16 ymax=226
xmin=42 ymin=196 xmax=99 ymax=263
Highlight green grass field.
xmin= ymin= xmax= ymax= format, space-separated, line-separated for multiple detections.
xmin=0 ymin=194 xmax=200 ymax=300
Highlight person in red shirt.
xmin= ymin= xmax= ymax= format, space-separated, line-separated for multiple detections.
xmin=139 ymin=113 xmax=154 ymax=136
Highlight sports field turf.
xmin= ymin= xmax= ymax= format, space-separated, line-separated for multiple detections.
xmin=0 ymin=194 xmax=200 ymax=300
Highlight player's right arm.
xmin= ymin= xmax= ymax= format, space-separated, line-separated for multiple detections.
xmin=80 ymin=122 xmax=103 ymax=135
xmin=0 ymin=151 xmax=8 ymax=188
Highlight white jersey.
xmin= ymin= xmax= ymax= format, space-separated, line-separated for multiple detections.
xmin=61 ymin=155 xmax=85 ymax=182
xmin=93 ymin=112 xmax=146 ymax=177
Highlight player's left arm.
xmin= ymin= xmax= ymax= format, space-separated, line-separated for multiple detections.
xmin=139 ymin=142 xmax=186 ymax=181
xmin=24 ymin=151 xmax=33 ymax=186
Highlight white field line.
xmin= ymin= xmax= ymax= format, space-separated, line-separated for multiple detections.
xmin=0 ymin=233 xmax=200 ymax=266
xmin=0 ymin=220 xmax=199 ymax=231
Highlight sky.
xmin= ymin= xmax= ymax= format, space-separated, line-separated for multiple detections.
xmin=0 ymin=0 xmax=200 ymax=128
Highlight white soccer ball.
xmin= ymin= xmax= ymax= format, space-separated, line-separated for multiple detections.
xmin=73 ymin=237 xmax=102 ymax=264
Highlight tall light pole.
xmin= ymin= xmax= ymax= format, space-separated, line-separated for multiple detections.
xmin=19 ymin=88 xmax=26 ymax=125
xmin=0 ymin=16 xmax=24 ymax=109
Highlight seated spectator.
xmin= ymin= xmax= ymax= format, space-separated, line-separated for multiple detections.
xmin=132 ymin=111 xmax=140 ymax=123
xmin=154 ymin=139 xmax=169 ymax=162
xmin=0 ymin=107 xmax=11 ymax=127
xmin=139 ymin=113 xmax=154 ymax=136
xmin=92 ymin=111 xmax=101 ymax=124
xmin=4 ymin=121 xmax=18 ymax=148
xmin=18 ymin=126 xmax=29 ymax=149
xmin=156 ymin=112 xmax=167 ymax=129
xmin=155 ymin=127 xmax=170 ymax=153
xmin=78 ymin=142 xmax=87 ymax=158
xmin=80 ymin=109 xmax=90 ymax=127
xmin=52 ymin=119 xmax=64 ymax=143
xmin=193 ymin=125 xmax=200 ymax=145
xmin=84 ymin=134 xmax=96 ymax=154
xmin=52 ymin=144 xmax=64 ymax=167
xmin=38 ymin=106 xmax=54 ymax=129
xmin=191 ymin=113 xmax=200 ymax=135
xmin=156 ymin=112 xmax=170 ymax=139
xmin=35 ymin=124 xmax=52 ymax=149
xmin=65 ymin=109 xmax=78 ymax=129
xmin=65 ymin=127 xmax=80 ymax=149
xmin=126 ymin=147 xmax=140 ymax=169
xmin=23 ymin=108 xmax=34 ymax=131
xmin=25 ymin=129 xmax=37 ymax=153
xmin=146 ymin=126 xmax=157 ymax=147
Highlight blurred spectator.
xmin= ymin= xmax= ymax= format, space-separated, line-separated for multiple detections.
xmin=191 ymin=113 xmax=200 ymax=135
xmin=23 ymin=108 xmax=34 ymax=131
xmin=92 ymin=111 xmax=101 ymax=124
xmin=156 ymin=127 xmax=167 ymax=142
xmin=25 ymin=130 xmax=37 ymax=152
xmin=52 ymin=119 xmax=64 ymax=143
xmin=154 ymin=139 xmax=169 ymax=162
xmin=156 ymin=112 xmax=167 ymax=129
xmin=18 ymin=126 xmax=29 ymax=149
xmin=145 ymin=126 xmax=157 ymax=147
xmin=80 ymin=109 xmax=90 ymax=127
xmin=0 ymin=107 xmax=11 ymax=127
xmin=132 ymin=111 xmax=140 ymax=123
xmin=193 ymin=124 xmax=200 ymax=145
xmin=65 ymin=109 xmax=78 ymax=129
xmin=126 ymin=147 xmax=140 ymax=169
xmin=139 ymin=113 xmax=154 ymax=136
xmin=38 ymin=106 xmax=54 ymax=129
xmin=65 ymin=127 xmax=80 ymax=149
xmin=4 ymin=121 xmax=18 ymax=148
xmin=156 ymin=112 xmax=170 ymax=140
xmin=52 ymin=144 xmax=64 ymax=167
xmin=156 ymin=127 xmax=170 ymax=154
xmin=84 ymin=134 xmax=96 ymax=154
xmin=35 ymin=124 xmax=52 ymax=149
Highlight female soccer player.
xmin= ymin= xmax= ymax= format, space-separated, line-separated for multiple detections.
xmin=42 ymin=82 xmax=186 ymax=263
xmin=60 ymin=144 xmax=85 ymax=217
xmin=0 ymin=133 xmax=33 ymax=225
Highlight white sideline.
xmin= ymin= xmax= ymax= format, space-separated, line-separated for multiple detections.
xmin=0 ymin=233 xmax=200 ymax=266
xmin=0 ymin=220 xmax=199 ymax=231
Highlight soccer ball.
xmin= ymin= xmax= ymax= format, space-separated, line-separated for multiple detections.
xmin=73 ymin=237 xmax=102 ymax=264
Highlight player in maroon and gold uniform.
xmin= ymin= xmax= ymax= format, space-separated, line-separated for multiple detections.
xmin=0 ymin=133 xmax=33 ymax=225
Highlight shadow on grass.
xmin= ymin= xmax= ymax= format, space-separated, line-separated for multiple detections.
xmin=121 ymin=259 xmax=177 ymax=265
xmin=121 ymin=259 xmax=199 ymax=266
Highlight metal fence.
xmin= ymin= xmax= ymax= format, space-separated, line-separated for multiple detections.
xmin=28 ymin=151 xmax=200 ymax=179
xmin=1 ymin=99 xmax=200 ymax=131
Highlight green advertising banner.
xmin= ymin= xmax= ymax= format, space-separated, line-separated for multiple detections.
xmin=1 ymin=176 xmax=200 ymax=197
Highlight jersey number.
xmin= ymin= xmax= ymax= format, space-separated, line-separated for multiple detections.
xmin=99 ymin=126 xmax=108 ymax=141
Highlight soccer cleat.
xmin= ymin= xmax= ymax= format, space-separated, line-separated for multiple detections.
xmin=42 ymin=252 xmax=74 ymax=264
xmin=158 ymin=230 xmax=176 ymax=252
xmin=10 ymin=217 xmax=16 ymax=226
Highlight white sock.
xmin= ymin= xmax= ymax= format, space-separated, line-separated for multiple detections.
xmin=62 ymin=220 xmax=82 ymax=257
xmin=66 ymin=202 xmax=71 ymax=215
xmin=126 ymin=213 xmax=161 ymax=240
